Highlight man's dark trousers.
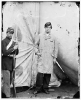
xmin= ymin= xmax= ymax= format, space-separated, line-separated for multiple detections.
xmin=35 ymin=72 xmax=51 ymax=91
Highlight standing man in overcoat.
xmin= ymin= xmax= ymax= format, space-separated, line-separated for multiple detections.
xmin=34 ymin=22 xmax=58 ymax=94
xmin=2 ymin=27 xmax=19 ymax=98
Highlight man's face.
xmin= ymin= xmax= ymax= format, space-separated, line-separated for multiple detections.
xmin=45 ymin=26 xmax=51 ymax=34
xmin=7 ymin=32 xmax=13 ymax=39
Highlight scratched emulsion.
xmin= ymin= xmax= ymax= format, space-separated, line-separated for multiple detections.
xmin=2 ymin=1 xmax=79 ymax=86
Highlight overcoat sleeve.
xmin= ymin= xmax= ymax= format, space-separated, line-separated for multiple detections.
xmin=35 ymin=34 xmax=40 ymax=46
xmin=53 ymin=38 xmax=58 ymax=58
xmin=34 ymin=34 xmax=40 ymax=54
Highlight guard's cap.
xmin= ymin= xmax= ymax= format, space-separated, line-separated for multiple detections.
xmin=6 ymin=27 xmax=14 ymax=34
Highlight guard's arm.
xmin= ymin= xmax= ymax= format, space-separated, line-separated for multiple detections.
xmin=2 ymin=41 xmax=15 ymax=56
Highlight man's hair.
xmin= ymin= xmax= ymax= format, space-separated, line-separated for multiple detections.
xmin=6 ymin=27 xmax=14 ymax=34
xmin=44 ymin=22 xmax=52 ymax=29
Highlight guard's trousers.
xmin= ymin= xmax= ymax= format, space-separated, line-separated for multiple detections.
xmin=2 ymin=70 xmax=12 ymax=97
xmin=35 ymin=72 xmax=51 ymax=91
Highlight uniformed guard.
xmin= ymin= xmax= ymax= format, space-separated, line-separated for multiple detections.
xmin=2 ymin=27 xmax=19 ymax=98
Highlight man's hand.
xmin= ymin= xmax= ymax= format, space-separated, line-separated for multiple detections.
xmin=53 ymin=58 xmax=56 ymax=64
xmin=35 ymin=52 xmax=41 ymax=56
xmin=14 ymin=44 xmax=18 ymax=50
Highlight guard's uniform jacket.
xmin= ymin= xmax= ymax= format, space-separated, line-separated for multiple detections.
xmin=2 ymin=36 xmax=19 ymax=71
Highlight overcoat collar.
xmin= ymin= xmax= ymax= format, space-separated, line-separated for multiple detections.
xmin=44 ymin=32 xmax=51 ymax=40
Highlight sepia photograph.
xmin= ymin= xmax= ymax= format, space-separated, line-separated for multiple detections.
xmin=1 ymin=1 xmax=80 ymax=99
